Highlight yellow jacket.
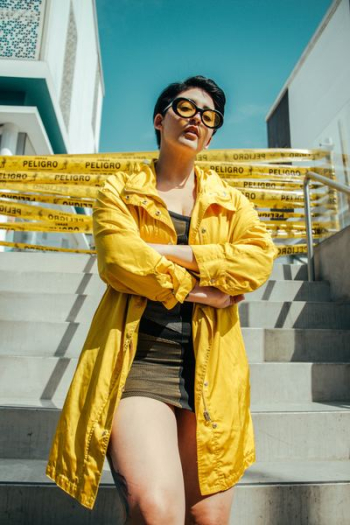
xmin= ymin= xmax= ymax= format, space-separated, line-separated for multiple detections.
xmin=46 ymin=160 xmax=278 ymax=510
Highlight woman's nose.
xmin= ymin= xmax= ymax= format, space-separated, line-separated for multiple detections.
xmin=190 ymin=112 xmax=201 ymax=124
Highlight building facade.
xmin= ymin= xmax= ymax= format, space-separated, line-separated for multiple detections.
xmin=0 ymin=0 xmax=104 ymax=250
xmin=266 ymin=0 xmax=350 ymax=227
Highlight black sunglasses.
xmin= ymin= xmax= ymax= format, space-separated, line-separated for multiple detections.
xmin=162 ymin=97 xmax=224 ymax=130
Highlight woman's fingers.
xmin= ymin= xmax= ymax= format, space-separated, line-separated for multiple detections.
xmin=232 ymin=294 xmax=245 ymax=304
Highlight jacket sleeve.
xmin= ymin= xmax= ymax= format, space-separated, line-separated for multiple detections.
xmin=191 ymin=192 xmax=278 ymax=296
xmin=93 ymin=177 xmax=197 ymax=309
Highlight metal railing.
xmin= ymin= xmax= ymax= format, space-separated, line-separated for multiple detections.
xmin=304 ymin=170 xmax=350 ymax=281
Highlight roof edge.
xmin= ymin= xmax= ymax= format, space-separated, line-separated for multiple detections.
xmin=265 ymin=0 xmax=342 ymax=121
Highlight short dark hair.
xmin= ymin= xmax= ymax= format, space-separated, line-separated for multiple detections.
xmin=153 ymin=75 xmax=226 ymax=148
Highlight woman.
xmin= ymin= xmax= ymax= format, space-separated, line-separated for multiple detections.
xmin=46 ymin=75 xmax=277 ymax=524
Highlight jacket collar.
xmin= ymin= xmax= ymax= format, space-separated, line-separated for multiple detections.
xmin=122 ymin=158 xmax=236 ymax=212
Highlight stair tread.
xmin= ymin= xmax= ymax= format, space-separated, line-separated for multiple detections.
xmin=1 ymin=321 xmax=348 ymax=331
xmin=0 ymin=291 xmax=342 ymax=303
xmin=2 ymin=356 xmax=349 ymax=363
xmin=0 ymin=398 xmax=349 ymax=412
xmin=0 ymin=457 xmax=348 ymax=485
xmin=251 ymin=401 xmax=350 ymax=412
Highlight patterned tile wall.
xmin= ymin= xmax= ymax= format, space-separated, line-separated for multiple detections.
xmin=0 ymin=0 xmax=45 ymax=59
xmin=59 ymin=1 xmax=77 ymax=130
xmin=92 ymin=63 xmax=100 ymax=134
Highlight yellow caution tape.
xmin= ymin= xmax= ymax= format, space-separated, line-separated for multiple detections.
xmin=225 ymin=179 xmax=318 ymax=191
xmin=0 ymin=162 xmax=323 ymax=181
xmin=58 ymin=148 xmax=331 ymax=161
xmin=0 ymin=220 xmax=334 ymax=239
xmin=0 ymin=239 xmax=312 ymax=257
xmin=0 ymin=171 xmax=108 ymax=185
xmin=0 ymin=157 xmax=131 ymax=174
xmin=268 ymin=229 xmax=334 ymax=239
xmin=0 ymin=150 xmax=337 ymax=254
xmin=210 ymin=163 xmax=318 ymax=177
xmin=276 ymin=244 xmax=308 ymax=255
xmin=262 ymin=221 xmax=336 ymax=230
xmin=0 ymin=192 xmax=94 ymax=208
xmin=239 ymin=189 xmax=317 ymax=204
xmin=0 ymin=240 xmax=312 ymax=258
xmin=0 ymin=149 xmax=330 ymax=174
xmin=0 ymin=240 xmax=95 ymax=254
xmin=195 ymin=149 xmax=329 ymax=162
xmin=0 ymin=199 xmax=91 ymax=224
xmin=0 ymin=172 xmax=326 ymax=200
xmin=0 ymin=221 xmax=92 ymax=233
xmin=0 ymin=182 xmax=100 ymax=198
xmin=258 ymin=211 xmax=320 ymax=220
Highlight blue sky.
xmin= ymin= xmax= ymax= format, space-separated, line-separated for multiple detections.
xmin=95 ymin=0 xmax=333 ymax=153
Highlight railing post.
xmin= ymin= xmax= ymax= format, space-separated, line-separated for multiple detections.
xmin=304 ymin=169 xmax=350 ymax=282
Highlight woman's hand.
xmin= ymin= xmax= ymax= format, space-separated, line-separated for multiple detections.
xmin=186 ymin=282 xmax=245 ymax=308
xmin=147 ymin=244 xmax=245 ymax=308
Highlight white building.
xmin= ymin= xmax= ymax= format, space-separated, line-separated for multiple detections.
xmin=0 ymin=0 xmax=104 ymax=250
xmin=266 ymin=0 xmax=350 ymax=227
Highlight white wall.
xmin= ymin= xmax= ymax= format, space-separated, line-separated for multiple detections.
xmin=0 ymin=0 xmax=102 ymax=251
xmin=42 ymin=0 xmax=103 ymax=153
xmin=287 ymin=0 xmax=350 ymax=226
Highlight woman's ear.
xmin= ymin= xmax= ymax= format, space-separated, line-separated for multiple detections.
xmin=154 ymin=113 xmax=163 ymax=131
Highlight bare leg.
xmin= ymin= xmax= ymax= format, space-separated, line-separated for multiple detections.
xmin=107 ymin=396 xmax=186 ymax=525
xmin=175 ymin=407 xmax=235 ymax=525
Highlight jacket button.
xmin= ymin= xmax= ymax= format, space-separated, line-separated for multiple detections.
xmin=201 ymin=228 xmax=206 ymax=234
xmin=212 ymin=423 xmax=218 ymax=429
xmin=142 ymin=199 xmax=147 ymax=204
xmin=155 ymin=210 xmax=161 ymax=216
xmin=125 ymin=195 xmax=130 ymax=199
xmin=204 ymin=381 xmax=208 ymax=387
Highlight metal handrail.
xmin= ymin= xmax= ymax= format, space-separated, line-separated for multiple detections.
xmin=304 ymin=170 xmax=350 ymax=281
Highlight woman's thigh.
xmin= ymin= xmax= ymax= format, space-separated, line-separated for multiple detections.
xmin=175 ymin=407 xmax=235 ymax=525
xmin=107 ymin=396 xmax=186 ymax=525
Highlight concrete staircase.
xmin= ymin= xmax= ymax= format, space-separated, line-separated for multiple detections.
xmin=0 ymin=252 xmax=349 ymax=525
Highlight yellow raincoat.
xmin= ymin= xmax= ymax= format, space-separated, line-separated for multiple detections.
xmin=46 ymin=160 xmax=278 ymax=510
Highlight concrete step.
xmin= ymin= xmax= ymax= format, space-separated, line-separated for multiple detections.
xmin=0 ymin=320 xmax=89 ymax=358
xmin=252 ymin=404 xmax=350 ymax=461
xmin=1 ymin=293 xmax=349 ymax=328
xmin=0 ymin=458 xmax=348 ymax=525
xmin=1 ymin=322 xmax=349 ymax=363
xmin=0 ymin=270 xmax=329 ymax=300
xmin=239 ymin=301 xmax=350 ymax=329
xmin=0 ymin=252 xmax=99 ymax=274
xmin=0 ymin=252 xmax=309 ymax=280
xmin=0 ymin=271 xmax=106 ymax=295
xmin=249 ymin=362 xmax=350 ymax=403
xmin=248 ymin=279 xmax=330 ymax=302
xmin=0 ymin=358 xmax=349 ymax=404
xmin=0 ymin=292 xmax=101 ymax=323
xmin=0 ymin=403 xmax=349 ymax=462
xmin=241 ymin=328 xmax=350 ymax=362
xmin=0 ymin=356 xmax=77 ymax=404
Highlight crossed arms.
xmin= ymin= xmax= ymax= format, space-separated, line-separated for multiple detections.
xmin=93 ymin=177 xmax=278 ymax=310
